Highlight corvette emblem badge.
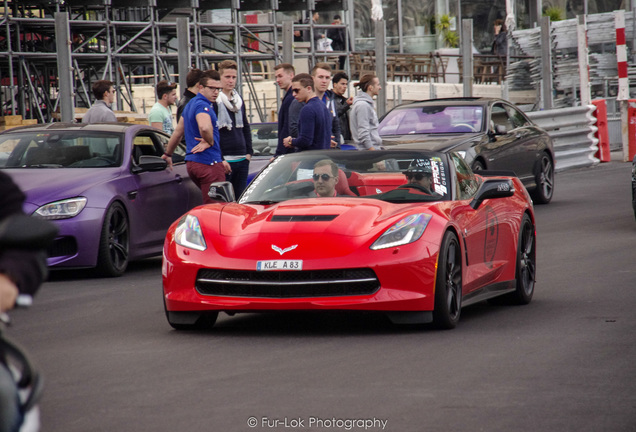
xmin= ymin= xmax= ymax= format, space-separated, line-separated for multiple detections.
xmin=272 ymin=244 xmax=298 ymax=256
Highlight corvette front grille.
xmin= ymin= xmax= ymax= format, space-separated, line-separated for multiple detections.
xmin=195 ymin=268 xmax=379 ymax=298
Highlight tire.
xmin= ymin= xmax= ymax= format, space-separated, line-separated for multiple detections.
xmin=96 ymin=202 xmax=129 ymax=277
xmin=530 ymin=153 xmax=554 ymax=204
xmin=472 ymin=159 xmax=486 ymax=171
xmin=432 ymin=231 xmax=463 ymax=329
xmin=163 ymin=293 xmax=219 ymax=330
xmin=509 ymin=214 xmax=536 ymax=304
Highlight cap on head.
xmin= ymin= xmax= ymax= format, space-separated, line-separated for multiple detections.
xmin=404 ymin=158 xmax=432 ymax=175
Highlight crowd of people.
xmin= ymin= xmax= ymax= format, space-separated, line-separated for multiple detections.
xmin=81 ymin=58 xmax=384 ymax=202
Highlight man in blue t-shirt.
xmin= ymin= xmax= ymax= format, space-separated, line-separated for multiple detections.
xmin=163 ymin=71 xmax=231 ymax=204
xmin=282 ymin=73 xmax=332 ymax=152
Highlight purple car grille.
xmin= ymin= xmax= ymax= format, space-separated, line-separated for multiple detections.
xmin=195 ymin=268 xmax=379 ymax=298
xmin=47 ymin=237 xmax=77 ymax=258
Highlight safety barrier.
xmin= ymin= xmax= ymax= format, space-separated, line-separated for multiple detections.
xmin=525 ymin=105 xmax=599 ymax=172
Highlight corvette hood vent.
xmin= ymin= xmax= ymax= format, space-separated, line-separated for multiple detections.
xmin=271 ymin=215 xmax=338 ymax=222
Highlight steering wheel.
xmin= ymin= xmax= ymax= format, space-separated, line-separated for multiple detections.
xmin=452 ymin=123 xmax=476 ymax=132
xmin=398 ymin=184 xmax=432 ymax=194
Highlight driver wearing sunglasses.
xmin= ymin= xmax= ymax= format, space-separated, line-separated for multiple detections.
xmin=312 ymin=159 xmax=340 ymax=197
xmin=402 ymin=158 xmax=434 ymax=194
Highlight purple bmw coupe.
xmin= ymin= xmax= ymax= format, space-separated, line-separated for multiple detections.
xmin=0 ymin=122 xmax=202 ymax=276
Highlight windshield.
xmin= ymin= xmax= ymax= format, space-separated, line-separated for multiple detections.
xmin=378 ymin=105 xmax=484 ymax=135
xmin=0 ymin=131 xmax=123 ymax=168
xmin=240 ymin=150 xmax=451 ymax=204
xmin=251 ymin=123 xmax=277 ymax=156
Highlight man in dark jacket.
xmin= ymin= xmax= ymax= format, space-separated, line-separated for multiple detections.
xmin=327 ymin=15 xmax=348 ymax=70
xmin=274 ymin=63 xmax=296 ymax=157
xmin=176 ymin=68 xmax=204 ymax=123
xmin=331 ymin=71 xmax=353 ymax=143
xmin=213 ymin=60 xmax=253 ymax=197
xmin=282 ymin=73 xmax=332 ymax=151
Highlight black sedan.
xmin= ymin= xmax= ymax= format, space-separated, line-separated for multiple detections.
xmin=378 ymin=97 xmax=555 ymax=204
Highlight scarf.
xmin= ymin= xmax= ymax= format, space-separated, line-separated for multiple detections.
xmin=216 ymin=90 xmax=244 ymax=130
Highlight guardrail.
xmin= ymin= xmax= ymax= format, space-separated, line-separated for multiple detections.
xmin=525 ymin=105 xmax=599 ymax=172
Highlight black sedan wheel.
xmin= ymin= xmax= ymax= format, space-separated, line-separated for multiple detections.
xmin=471 ymin=160 xmax=486 ymax=171
xmin=96 ymin=202 xmax=129 ymax=277
xmin=531 ymin=153 xmax=554 ymax=204
xmin=432 ymin=231 xmax=462 ymax=329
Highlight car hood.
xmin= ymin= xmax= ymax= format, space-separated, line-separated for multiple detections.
xmin=195 ymin=199 xmax=444 ymax=259
xmin=2 ymin=168 xmax=122 ymax=210
xmin=381 ymin=133 xmax=481 ymax=151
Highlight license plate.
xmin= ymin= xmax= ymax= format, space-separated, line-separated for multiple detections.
xmin=256 ymin=260 xmax=303 ymax=271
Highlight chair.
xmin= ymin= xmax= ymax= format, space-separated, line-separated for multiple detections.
xmin=335 ymin=169 xmax=356 ymax=196
xmin=25 ymin=147 xmax=48 ymax=165
xmin=431 ymin=53 xmax=448 ymax=83
xmin=411 ymin=55 xmax=433 ymax=82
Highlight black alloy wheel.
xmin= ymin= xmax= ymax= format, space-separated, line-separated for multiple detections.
xmin=531 ymin=153 xmax=554 ymax=204
xmin=432 ymin=231 xmax=463 ymax=329
xmin=96 ymin=202 xmax=130 ymax=277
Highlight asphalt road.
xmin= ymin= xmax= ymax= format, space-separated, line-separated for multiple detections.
xmin=9 ymin=158 xmax=636 ymax=432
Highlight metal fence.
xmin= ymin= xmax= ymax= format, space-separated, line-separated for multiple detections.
xmin=525 ymin=105 xmax=600 ymax=172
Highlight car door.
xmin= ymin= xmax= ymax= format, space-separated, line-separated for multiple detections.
xmin=479 ymin=103 xmax=517 ymax=171
xmin=126 ymin=130 xmax=191 ymax=251
xmin=448 ymin=154 xmax=509 ymax=294
xmin=504 ymin=103 xmax=542 ymax=183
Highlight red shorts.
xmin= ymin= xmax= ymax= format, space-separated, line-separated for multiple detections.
xmin=186 ymin=161 xmax=226 ymax=204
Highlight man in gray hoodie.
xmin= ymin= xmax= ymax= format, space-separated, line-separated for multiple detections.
xmin=350 ymin=74 xmax=383 ymax=150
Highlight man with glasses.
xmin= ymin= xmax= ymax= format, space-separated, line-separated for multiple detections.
xmin=282 ymin=73 xmax=331 ymax=152
xmin=81 ymin=80 xmax=117 ymax=123
xmin=401 ymin=159 xmax=435 ymax=195
xmin=312 ymin=159 xmax=340 ymax=197
xmin=163 ymin=71 xmax=231 ymax=204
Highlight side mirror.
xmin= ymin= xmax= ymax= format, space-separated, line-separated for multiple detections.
xmin=494 ymin=124 xmax=507 ymax=134
xmin=135 ymin=155 xmax=167 ymax=172
xmin=208 ymin=181 xmax=236 ymax=202
xmin=470 ymin=179 xmax=515 ymax=210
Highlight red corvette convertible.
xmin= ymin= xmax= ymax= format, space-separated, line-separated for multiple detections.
xmin=162 ymin=149 xmax=536 ymax=330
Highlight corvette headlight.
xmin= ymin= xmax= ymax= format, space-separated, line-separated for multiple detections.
xmin=174 ymin=214 xmax=207 ymax=251
xmin=34 ymin=197 xmax=87 ymax=220
xmin=370 ymin=213 xmax=432 ymax=250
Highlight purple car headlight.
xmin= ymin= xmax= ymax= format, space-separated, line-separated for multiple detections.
xmin=34 ymin=197 xmax=87 ymax=220
xmin=370 ymin=213 xmax=432 ymax=250
xmin=174 ymin=214 xmax=207 ymax=251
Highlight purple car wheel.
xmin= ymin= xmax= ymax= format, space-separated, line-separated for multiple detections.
xmin=96 ymin=202 xmax=129 ymax=277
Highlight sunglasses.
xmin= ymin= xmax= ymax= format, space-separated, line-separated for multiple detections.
xmin=312 ymin=173 xmax=335 ymax=181
xmin=204 ymin=85 xmax=223 ymax=91
xmin=405 ymin=173 xmax=428 ymax=181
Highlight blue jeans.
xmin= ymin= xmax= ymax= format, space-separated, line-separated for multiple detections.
xmin=0 ymin=362 xmax=22 ymax=432
xmin=226 ymin=159 xmax=250 ymax=198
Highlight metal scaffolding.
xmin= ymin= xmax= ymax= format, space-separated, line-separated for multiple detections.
xmin=0 ymin=0 xmax=348 ymax=122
